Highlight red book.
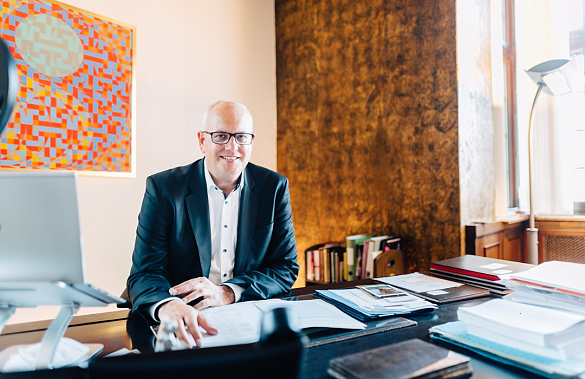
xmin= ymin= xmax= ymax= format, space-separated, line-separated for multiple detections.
xmin=430 ymin=255 xmax=534 ymax=281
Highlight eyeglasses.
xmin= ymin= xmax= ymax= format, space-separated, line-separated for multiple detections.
xmin=201 ymin=131 xmax=255 ymax=145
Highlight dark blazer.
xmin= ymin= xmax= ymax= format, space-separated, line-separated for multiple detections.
xmin=127 ymin=159 xmax=299 ymax=312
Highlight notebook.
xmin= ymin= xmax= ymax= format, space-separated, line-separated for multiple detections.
xmin=0 ymin=172 xmax=124 ymax=307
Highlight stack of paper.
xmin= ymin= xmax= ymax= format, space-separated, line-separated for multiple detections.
xmin=375 ymin=272 xmax=490 ymax=304
xmin=430 ymin=298 xmax=585 ymax=378
xmin=502 ymin=261 xmax=585 ymax=315
xmin=314 ymin=287 xmax=436 ymax=322
xmin=458 ymin=299 xmax=585 ymax=360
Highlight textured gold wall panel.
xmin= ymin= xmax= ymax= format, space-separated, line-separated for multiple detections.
xmin=276 ymin=0 xmax=461 ymax=285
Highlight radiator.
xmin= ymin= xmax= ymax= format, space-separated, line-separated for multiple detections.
xmin=536 ymin=218 xmax=585 ymax=264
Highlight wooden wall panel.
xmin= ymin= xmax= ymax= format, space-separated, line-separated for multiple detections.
xmin=276 ymin=0 xmax=462 ymax=286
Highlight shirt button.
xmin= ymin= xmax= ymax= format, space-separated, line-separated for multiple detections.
xmin=223 ymin=273 xmax=227 ymax=277
xmin=223 ymin=249 xmax=227 ymax=253
xmin=225 ymin=201 xmax=228 ymax=204
xmin=224 ymin=225 xmax=227 ymax=228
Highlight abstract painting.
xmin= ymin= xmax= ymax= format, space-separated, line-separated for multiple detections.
xmin=0 ymin=0 xmax=135 ymax=175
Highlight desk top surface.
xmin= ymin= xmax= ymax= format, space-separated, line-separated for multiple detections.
xmin=0 ymin=282 xmax=538 ymax=379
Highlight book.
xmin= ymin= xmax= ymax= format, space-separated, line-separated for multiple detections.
xmin=328 ymin=338 xmax=472 ymax=379
xmin=465 ymin=322 xmax=585 ymax=361
xmin=345 ymin=235 xmax=373 ymax=281
xmin=430 ymin=321 xmax=585 ymax=379
xmin=430 ymin=255 xmax=534 ymax=281
xmin=362 ymin=236 xmax=389 ymax=279
xmin=428 ymin=269 xmax=512 ymax=295
xmin=375 ymin=273 xmax=490 ymax=304
xmin=457 ymin=299 xmax=585 ymax=347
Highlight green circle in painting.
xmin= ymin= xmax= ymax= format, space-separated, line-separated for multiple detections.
xmin=15 ymin=14 xmax=84 ymax=78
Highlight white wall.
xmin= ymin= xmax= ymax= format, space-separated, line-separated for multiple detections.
xmin=8 ymin=0 xmax=277 ymax=324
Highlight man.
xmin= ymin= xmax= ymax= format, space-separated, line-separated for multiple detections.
xmin=127 ymin=100 xmax=299 ymax=347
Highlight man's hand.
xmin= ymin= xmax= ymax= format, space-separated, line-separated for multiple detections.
xmin=157 ymin=299 xmax=218 ymax=347
xmin=169 ymin=277 xmax=235 ymax=310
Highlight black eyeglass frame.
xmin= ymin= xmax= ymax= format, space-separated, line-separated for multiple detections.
xmin=201 ymin=131 xmax=255 ymax=145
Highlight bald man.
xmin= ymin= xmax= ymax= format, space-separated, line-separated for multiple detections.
xmin=127 ymin=101 xmax=299 ymax=347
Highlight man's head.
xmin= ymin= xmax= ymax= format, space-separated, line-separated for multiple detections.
xmin=198 ymin=101 xmax=255 ymax=191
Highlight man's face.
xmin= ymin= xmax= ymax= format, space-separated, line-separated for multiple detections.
xmin=198 ymin=103 xmax=254 ymax=186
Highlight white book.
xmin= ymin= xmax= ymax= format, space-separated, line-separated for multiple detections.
xmin=465 ymin=323 xmax=585 ymax=361
xmin=503 ymin=288 xmax=585 ymax=315
xmin=457 ymin=299 xmax=585 ymax=347
xmin=510 ymin=261 xmax=585 ymax=297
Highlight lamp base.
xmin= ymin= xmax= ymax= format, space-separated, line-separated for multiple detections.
xmin=527 ymin=228 xmax=539 ymax=265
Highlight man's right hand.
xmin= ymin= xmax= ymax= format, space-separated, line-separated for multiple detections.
xmin=157 ymin=299 xmax=219 ymax=347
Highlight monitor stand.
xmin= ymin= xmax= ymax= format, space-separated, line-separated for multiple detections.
xmin=35 ymin=303 xmax=79 ymax=369
xmin=0 ymin=304 xmax=15 ymax=335
xmin=0 ymin=302 xmax=102 ymax=371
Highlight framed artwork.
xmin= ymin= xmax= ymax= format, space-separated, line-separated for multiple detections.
xmin=0 ymin=0 xmax=135 ymax=176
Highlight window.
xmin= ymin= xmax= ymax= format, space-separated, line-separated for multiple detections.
xmin=504 ymin=0 xmax=585 ymax=216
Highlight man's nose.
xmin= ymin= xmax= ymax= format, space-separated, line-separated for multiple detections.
xmin=225 ymin=135 xmax=238 ymax=151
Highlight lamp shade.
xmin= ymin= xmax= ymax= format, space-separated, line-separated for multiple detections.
xmin=525 ymin=58 xmax=585 ymax=96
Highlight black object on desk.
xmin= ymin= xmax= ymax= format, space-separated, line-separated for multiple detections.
xmin=89 ymin=308 xmax=305 ymax=379
xmin=328 ymin=338 xmax=472 ymax=379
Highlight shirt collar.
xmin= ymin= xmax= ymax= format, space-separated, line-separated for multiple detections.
xmin=203 ymin=158 xmax=245 ymax=194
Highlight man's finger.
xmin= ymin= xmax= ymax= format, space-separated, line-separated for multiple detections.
xmin=174 ymin=319 xmax=193 ymax=347
xmin=197 ymin=313 xmax=219 ymax=336
xmin=185 ymin=312 xmax=206 ymax=348
xmin=193 ymin=298 xmax=211 ymax=311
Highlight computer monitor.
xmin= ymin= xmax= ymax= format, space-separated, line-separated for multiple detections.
xmin=0 ymin=171 xmax=123 ymax=307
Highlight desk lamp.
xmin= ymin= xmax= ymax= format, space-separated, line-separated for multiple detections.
xmin=525 ymin=57 xmax=584 ymax=264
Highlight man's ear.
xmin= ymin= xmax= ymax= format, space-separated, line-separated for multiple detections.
xmin=197 ymin=131 xmax=206 ymax=154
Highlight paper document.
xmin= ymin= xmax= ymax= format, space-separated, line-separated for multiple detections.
xmin=254 ymin=299 xmax=366 ymax=330
xmin=376 ymin=273 xmax=462 ymax=293
xmin=198 ymin=298 xmax=366 ymax=348
xmin=510 ymin=261 xmax=585 ymax=297
xmin=330 ymin=288 xmax=426 ymax=311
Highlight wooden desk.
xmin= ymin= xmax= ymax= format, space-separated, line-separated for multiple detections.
xmin=0 ymin=283 xmax=535 ymax=379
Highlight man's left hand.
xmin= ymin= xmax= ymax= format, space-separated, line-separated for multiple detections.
xmin=169 ymin=277 xmax=235 ymax=310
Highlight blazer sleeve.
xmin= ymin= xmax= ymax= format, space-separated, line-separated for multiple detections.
xmin=226 ymin=178 xmax=299 ymax=300
xmin=126 ymin=176 xmax=178 ymax=312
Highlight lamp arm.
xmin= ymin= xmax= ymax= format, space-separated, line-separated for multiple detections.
xmin=528 ymin=82 xmax=545 ymax=230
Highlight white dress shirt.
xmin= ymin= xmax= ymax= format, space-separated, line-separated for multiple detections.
xmin=149 ymin=159 xmax=245 ymax=320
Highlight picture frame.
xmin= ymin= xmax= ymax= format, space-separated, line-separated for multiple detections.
xmin=0 ymin=0 xmax=135 ymax=176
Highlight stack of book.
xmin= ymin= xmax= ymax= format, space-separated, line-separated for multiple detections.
xmin=346 ymin=234 xmax=402 ymax=281
xmin=305 ymin=242 xmax=345 ymax=283
xmin=502 ymin=260 xmax=585 ymax=315
xmin=306 ymin=234 xmax=402 ymax=284
xmin=428 ymin=255 xmax=534 ymax=295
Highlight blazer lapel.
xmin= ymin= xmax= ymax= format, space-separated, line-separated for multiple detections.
xmin=186 ymin=160 xmax=212 ymax=277
xmin=234 ymin=167 xmax=259 ymax=276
